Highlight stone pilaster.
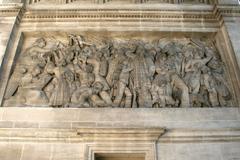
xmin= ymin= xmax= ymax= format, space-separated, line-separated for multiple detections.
xmin=0 ymin=3 xmax=23 ymax=68
xmin=216 ymin=3 xmax=240 ymax=105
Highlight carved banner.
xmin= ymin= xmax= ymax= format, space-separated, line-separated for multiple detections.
xmin=3 ymin=34 xmax=233 ymax=107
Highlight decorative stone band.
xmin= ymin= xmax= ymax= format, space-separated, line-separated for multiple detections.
xmin=0 ymin=3 xmax=22 ymax=17
xmin=0 ymin=127 xmax=239 ymax=143
xmin=159 ymin=128 xmax=240 ymax=143
xmin=21 ymin=9 xmax=217 ymax=23
xmin=26 ymin=0 xmax=216 ymax=5
xmin=215 ymin=5 xmax=240 ymax=20
xmin=1 ymin=3 xmax=240 ymax=24
xmin=0 ymin=127 xmax=166 ymax=143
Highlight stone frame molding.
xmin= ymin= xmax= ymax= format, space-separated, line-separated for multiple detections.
xmin=84 ymin=143 xmax=157 ymax=160
xmin=79 ymin=127 xmax=165 ymax=160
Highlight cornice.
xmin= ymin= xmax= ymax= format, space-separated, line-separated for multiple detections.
xmin=0 ymin=128 xmax=166 ymax=143
xmin=159 ymin=128 xmax=240 ymax=143
xmin=0 ymin=3 xmax=239 ymax=31
xmin=217 ymin=5 xmax=240 ymax=17
xmin=214 ymin=5 xmax=240 ymax=24
xmin=0 ymin=3 xmax=23 ymax=17
xmin=0 ymin=127 xmax=239 ymax=143
xmin=20 ymin=5 xmax=217 ymax=24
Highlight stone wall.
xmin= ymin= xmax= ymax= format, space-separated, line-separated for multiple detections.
xmin=0 ymin=108 xmax=239 ymax=160
xmin=223 ymin=18 xmax=240 ymax=72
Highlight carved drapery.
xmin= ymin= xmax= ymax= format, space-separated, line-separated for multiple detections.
xmin=3 ymin=35 xmax=234 ymax=108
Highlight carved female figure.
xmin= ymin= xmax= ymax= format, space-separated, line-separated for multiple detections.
xmin=46 ymin=52 xmax=72 ymax=107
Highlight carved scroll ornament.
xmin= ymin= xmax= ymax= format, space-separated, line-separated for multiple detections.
xmin=3 ymin=35 xmax=233 ymax=107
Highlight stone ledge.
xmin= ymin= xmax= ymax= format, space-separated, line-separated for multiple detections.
xmin=0 ymin=127 xmax=165 ymax=143
xmin=160 ymin=128 xmax=240 ymax=143
xmin=25 ymin=3 xmax=214 ymax=10
xmin=0 ymin=107 xmax=239 ymax=122
xmin=0 ymin=108 xmax=238 ymax=127
xmin=0 ymin=127 xmax=239 ymax=143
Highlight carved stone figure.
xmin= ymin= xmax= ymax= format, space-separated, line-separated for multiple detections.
xmin=127 ymin=45 xmax=155 ymax=108
xmin=155 ymin=52 xmax=190 ymax=107
xmin=201 ymin=66 xmax=219 ymax=107
xmin=106 ymin=48 xmax=125 ymax=88
xmin=21 ymin=38 xmax=51 ymax=68
xmin=184 ymin=54 xmax=212 ymax=94
xmin=46 ymin=56 xmax=72 ymax=107
xmin=87 ymin=57 xmax=110 ymax=91
xmin=4 ymin=35 xmax=234 ymax=108
xmin=151 ymin=68 xmax=176 ymax=108
xmin=113 ymin=60 xmax=133 ymax=108
xmin=70 ymin=82 xmax=111 ymax=108
xmin=5 ymin=65 xmax=51 ymax=106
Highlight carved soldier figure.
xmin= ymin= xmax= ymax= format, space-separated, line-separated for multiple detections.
xmin=201 ymin=66 xmax=219 ymax=107
xmin=113 ymin=60 xmax=133 ymax=108
xmin=106 ymin=48 xmax=126 ymax=88
xmin=162 ymin=41 xmax=184 ymax=76
xmin=71 ymin=60 xmax=95 ymax=104
xmin=214 ymin=74 xmax=232 ymax=106
xmin=69 ymin=34 xmax=92 ymax=49
xmin=87 ymin=53 xmax=110 ymax=91
xmin=127 ymin=45 xmax=155 ymax=108
xmin=74 ymin=60 xmax=95 ymax=87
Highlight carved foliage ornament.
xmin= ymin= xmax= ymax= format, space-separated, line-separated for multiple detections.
xmin=3 ymin=35 xmax=233 ymax=107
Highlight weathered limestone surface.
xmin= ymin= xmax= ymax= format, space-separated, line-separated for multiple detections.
xmin=0 ymin=108 xmax=239 ymax=160
xmin=224 ymin=18 xmax=240 ymax=72
xmin=157 ymin=142 xmax=240 ymax=160
xmin=0 ymin=142 xmax=239 ymax=160
xmin=0 ymin=108 xmax=239 ymax=129
xmin=0 ymin=17 xmax=16 ymax=68
xmin=218 ymin=0 xmax=239 ymax=4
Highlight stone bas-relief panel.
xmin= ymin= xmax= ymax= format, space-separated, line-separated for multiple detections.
xmin=3 ymin=33 xmax=234 ymax=108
